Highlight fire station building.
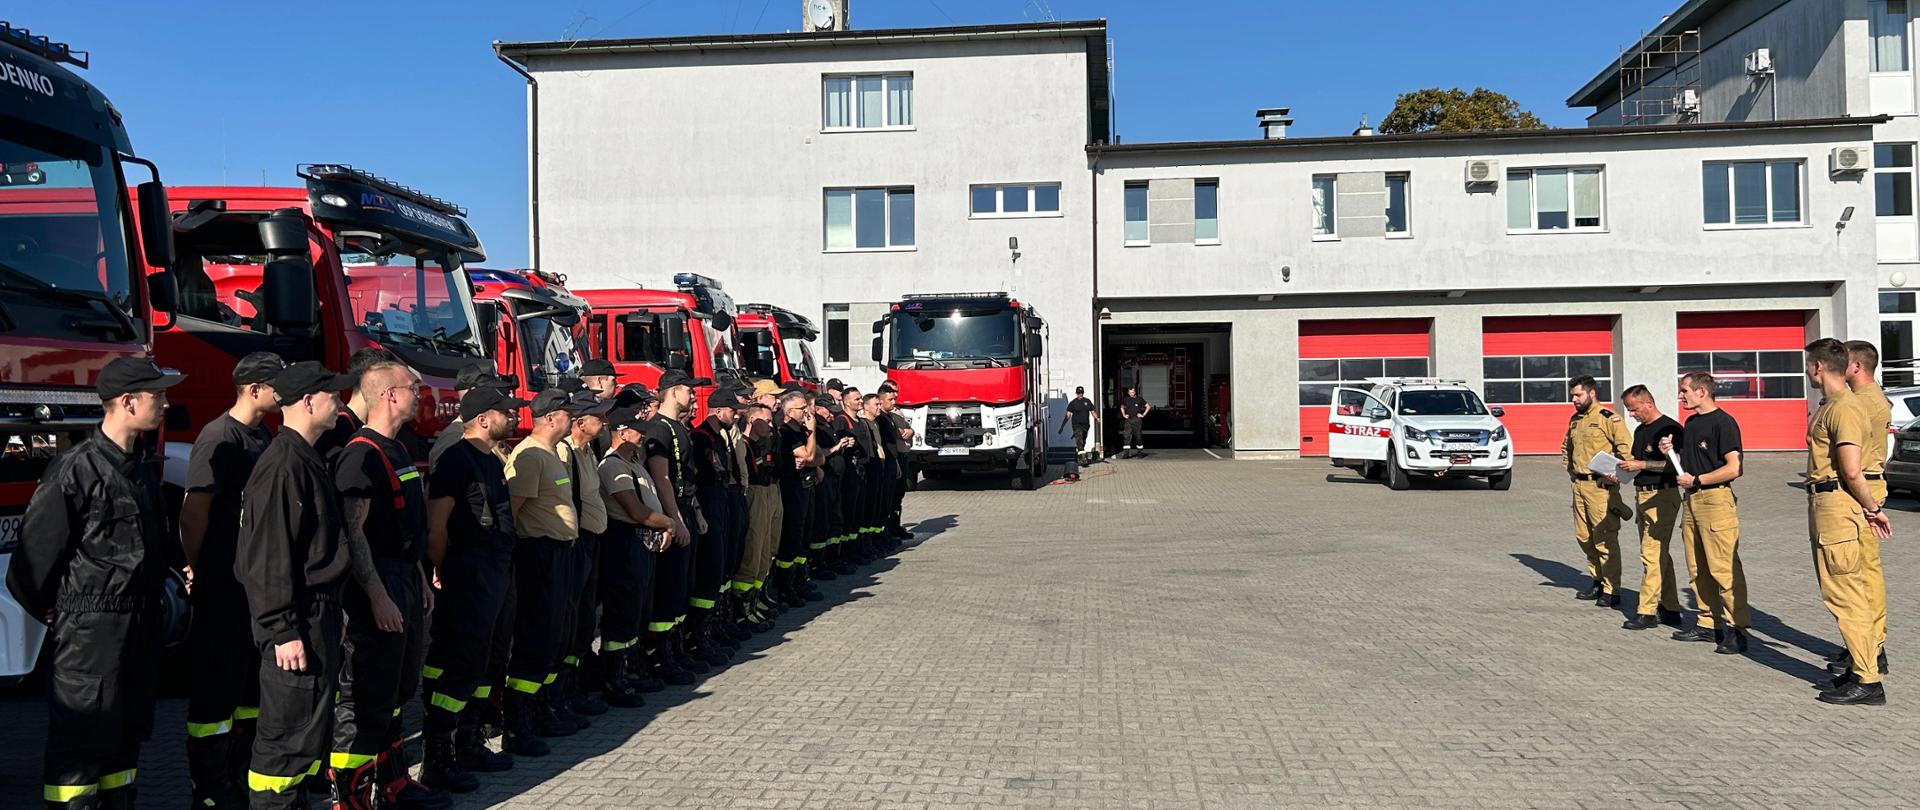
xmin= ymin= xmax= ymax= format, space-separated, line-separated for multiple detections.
xmin=499 ymin=8 xmax=1892 ymax=457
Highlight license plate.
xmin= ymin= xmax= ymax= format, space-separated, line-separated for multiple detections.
xmin=1449 ymin=455 xmax=1472 ymax=464
xmin=1444 ymin=442 xmax=1477 ymax=452
xmin=0 ymin=515 xmax=19 ymax=555
xmin=1903 ymin=441 xmax=1920 ymax=454
xmin=937 ymin=447 xmax=969 ymax=457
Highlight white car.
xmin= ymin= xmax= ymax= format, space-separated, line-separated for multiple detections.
xmin=1328 ymin=378 xmax=1515 ymax=491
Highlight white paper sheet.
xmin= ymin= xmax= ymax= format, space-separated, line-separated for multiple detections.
xmin=1587 ymin=451 xmax=1622 ymax=479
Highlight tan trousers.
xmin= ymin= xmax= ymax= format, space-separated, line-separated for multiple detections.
xmin=733 ymin=483 xmax=784 ymax=592
xmin=1633 ymin=487 xmax=1683 ymax=617
xmin=1811 ymin=489 xmax=1883 ymax=684
xmin=1680 ymin=487 xmax=1749 ymax=631
xmin=1867 ymin=479 xmax=1889 ymax=651
xmin=1570 ymin=479 xmax=1626 ymax=594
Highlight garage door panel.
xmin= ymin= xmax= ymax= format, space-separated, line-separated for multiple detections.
xmin=1298 ymin=319 xmax=1431 ymax=456
xmin=1676 ymin=311 xmax=1808 ymax=451
xmin=1483 ymin=316 xmax=1615 ymax=455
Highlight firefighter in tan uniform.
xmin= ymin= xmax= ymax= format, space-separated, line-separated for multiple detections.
xmin=1561 ymin=375 xmax=1633 ymax=607
xmin=1804 ymin=339 xmax=1893 ymax=706
xmin=1839 ymin=340 xmax=1891 ymax=683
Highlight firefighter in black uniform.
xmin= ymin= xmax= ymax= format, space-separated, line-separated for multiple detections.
xmin=180 ymin=351 xmax=283 ymax=809
xmin=330 ymin=359 xmax=449 ymax=810
xmin=690 ymin=389 xmax=747 ymax=654
xmin=645 ymin=370 xmax=726 ymax=671
xmin=773 ymin=391 xmax=821 ymax=607
xmin=557 ymin=390 xmax=615 ymax=722
xmin=428 ymin=366 xmax=518 ymax=469
xmin=808 ymin=394 xmax=853 ymax=580
xmin=837 ymin=387 xmax=874 ymax=565
xmin=598 ymin=405 xmax=678 ymax=695
xmin=1118 ymin=386 xmax=1151 ymax=459
xmin=236 ymin=361 xmax=357 ymax=810
xmin=10 ymin=358 xmax=183 ymax=809
xmin=878 ymin=387 xmax=913 ymax=545
xmin=860 ymin=394 xmax=896 ymax=550
xmin=314 ymin=347 xmax=404 ymax=462
xmin=418 ymin=386 xmax=527 ymax=793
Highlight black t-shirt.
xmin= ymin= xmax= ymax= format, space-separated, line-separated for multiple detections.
xmin=428 ymin=419 xmax=466 ymax=471
xmin=334 ymin=427 xmax=429 ymax=561
xmin=778 ymin=423 xmax=811 ymax=484
xmin=314 ymin=407 xmax=363 ymax=465
xmin=427 ymin=438 xmax=516 ymax=557
xmin=746 ymin=430 xmax=780 ymax=487
xmin=689 ymin=421 xmax=734 ymax=490
xmin=1630 ymin=415 xmax=1684 ymax=488
xmin=1121 ymin=396 xmax=1148 ymax=420
xmin=186 ymin=413 xmax=272 ymax=585
xmin=644 ymin=414 xmax=696 ymax=502
xmin=1681 ymin=408 xmax=1742 ymax=485
xmin=815 ymin=416 xmax=847 ymax=476
xmin=1066 ymin=397 xmax=1095 ymax=429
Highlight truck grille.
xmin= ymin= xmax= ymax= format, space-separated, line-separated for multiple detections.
xmin=1432 ymin=429 xmax=1490 ymax=445
xmin=925 ymin=412 xmax=985 ymax=448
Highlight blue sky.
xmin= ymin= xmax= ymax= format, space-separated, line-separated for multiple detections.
xmin=28 ymin=1 xmax=1678 ymax=267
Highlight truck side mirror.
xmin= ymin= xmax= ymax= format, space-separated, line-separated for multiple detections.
xmin=147 ymin=270 xmax=178 ymax=315
xmin=872 ymin=319 xmax=886 ymax=334
xmin=1490 ymin=405 xmax=1505 ymax=418
xmin=1364 ymin=405 xmax=1389 ymax=422
xmin=135 ymin=181 xmax=175 ymax=270
xmin=1024 ymin=333 xmax=1043 ymax=357
xmin=871 ymin=336 xmax=883 ymax=363
xmin=1025 ymin=315 xmax=1044 ymax=331
xmin=667 ymin=350 xmax=690 ymax=370
xmin=478 ymin=302 xmax=502 ymax=356
xmin=262 ymin=258 xmax=317 ymax=330
xmin=257 ymin=208 xmax=310 ymax=256
xmin=711 ymin=311 xmax=733 ymax=332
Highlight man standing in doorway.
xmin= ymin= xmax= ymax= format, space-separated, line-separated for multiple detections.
xmin=1060 ymin=386 xmax=1096 ymax=471
xmin=1561 ymin=375 xmax=1631 ymax=608
xmin=1613 ymin=384 xmax=1685 ymax=631
xmin=1119 ymin=386 xmax=1150 ymax=459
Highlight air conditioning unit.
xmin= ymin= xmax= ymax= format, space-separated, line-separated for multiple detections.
xmin=1745 ymin=48 xmax=1774 ymax=76
xmin=1673 ymin=88 xmax=1701 ymax=117
xmin=1464 ymin=159 xmax=1499 ymax=186
xmin=1831 ymin=145 xmax=1870 ymax=174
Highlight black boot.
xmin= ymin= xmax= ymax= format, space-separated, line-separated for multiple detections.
xmin=531 ymin=688 xmax=578 ymax=738
xmin=1656 ymin=607 xmax=1683 ymax=627
xmin=716 ymin=593 xmax=751 ymax=644
xmin=1621 ymin=614 xmax=1659 ymax=630
xmin=418 ymin=726 xmax=480 ymax=794
xmin=455 ymin=714 xmax=514 ymax=773
xmin=810 ymin=551 xmax=839 ymax=581
xmin=187 ymin=733 xmax=244 ymax=809
xmin=1816 ymin=679 xmax=1887 ymax=705
xmin=545 ymin=683 xmax=590 ymax=733
xmin=565 ymin=664 xmax=609 ymax=717
xmin=779 ymin=571 xmax=809 ymax=608
xmin=795 ymin=563 xmax=824 ymax=601
xmin=1714 ymin=628 xmax=1749 ymax=655
xmin=601 ymin=652 xmax=645 ymax=709
xmin=501 ymin=692 xmax=550 ymax=758
xmin=627 ymin=646 xmax=668 ymax=692
xmin=672 ymin=628 xmax=712 ymax=675
xmin=1574 ymin=580 xmax=1603 ymax=600
xmin=685 ymin=613 xmax=732 ymax=667
xmin=645 ymin=636 xmax=696 ymax=685
xmin=379 ymin=736 xmax=453 ymax=810
xmin=328 ymin=763 xmax=378 ymax=810
xmin=1670 ymin=625 xmax=1717 ymax=643
xmin=1594 ymin=591 xmax=1619 ymax=608
xmin=1827 ymin=649 xmax=1890 ymax=676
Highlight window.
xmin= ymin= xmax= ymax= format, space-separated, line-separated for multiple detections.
xmin=1872 ymin=0 xmax=1911 ymax=72
xmin=1124 ymin=182 xmax=1148 ymax=244
xmin=1703 ymin=160 xmax=1803 ymax=226
xmin=1506 ymin=167 xmax=1604 ymax=231
xmin=1884 ymin=291 xmax=1918 ymax=386
xmin=1195 ymin=179 xmax=1219 ymax=243
xmin=822 ymin=73 xmax=913 ymax=130
xmin=1385 ymin=173 xmax=1410 ymax=235
xmin=824 ymin=187 xmax=914 ymax=250
xmin=1298 ymin=356 xmax=1430 ymax=405
xmin=1677 ymin=351 xmax=1805 ymax=399
xmin=1483 ymin=355 xmax=1613 ymax=405
xmin=970 ymin=183 xmax=1062 ymax=218
xmin=1312 ymin=175 xmax=1336 ymax=237
xmin=1879 ymin=144 xmax=1915 ymax=218
xmin=824 ymin=305 xmax=850 ymax=366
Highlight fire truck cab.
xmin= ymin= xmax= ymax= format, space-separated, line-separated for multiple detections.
xmin=0 ymin=21 xmax=182 ymax=682
xmin=578 ymin=273 xmax=742 ymax=421
xmin=469 ymin=267 xmax=589 ymax=424
xmin=876 ymin=292 xmax=1048 ymax=490
xmin=736 ymin=303 xmax=820 ymax=390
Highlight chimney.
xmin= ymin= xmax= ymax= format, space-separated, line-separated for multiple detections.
xmin=1256 ymin=107 xmax=1293 ymax=140
xmin=1353 ymin=115 xmax=1374 ymax=137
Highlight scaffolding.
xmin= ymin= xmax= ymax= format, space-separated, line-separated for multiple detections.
xmin=1617 ymin=29 xmax=1703 ymax=125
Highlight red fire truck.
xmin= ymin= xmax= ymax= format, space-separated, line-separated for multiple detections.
xmin=149 ymin=165 xmax=491 ymax=468
xmin=578 ymin=273 xmax=742 ymax=421
xmin=736 ymin=303 xmax=819 ymax=390
xmin=469 ymin=267 xmax=590 ymax=425
xmin=874 ymin=292 xmax=1049 ymax=489
xmin=0 ymin=22 xmax=182 ymax=682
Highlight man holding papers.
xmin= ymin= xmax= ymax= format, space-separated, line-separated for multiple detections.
xmin=1614 ymin=385 xmax=1686 ymax=631
xmin=1562 ymin=375 xmax=1633 ymax=608
xmin=1659 ymin=372 xmax=1751 ymax=654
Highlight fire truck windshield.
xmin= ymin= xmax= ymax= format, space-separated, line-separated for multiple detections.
xmin=888 ymin=308 xmax=1020 ymax=366
xmin=340 ymin=244 xmax=484 ymax=361
xmin=519 ymin=308 xmax=581 ymax=393
xmin=0 ymin=126 xmax=139 ymax=342
xmin=782 ymin=337 xmax=819 ymax=379
xmin=706 ymin=318 xmax=740 ymax=375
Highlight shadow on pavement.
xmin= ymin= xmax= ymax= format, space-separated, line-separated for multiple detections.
xmin=906 ymin=514 xmax=957 ymax=543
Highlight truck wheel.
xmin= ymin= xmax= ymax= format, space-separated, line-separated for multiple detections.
xmin=1016 ymin=463 xmax=1037 ymax=491
xmin=1488 ymin=471 xmax=1512 ymax=491
xmin=1362 ymin=461 xmax=1385 ymax=481
xmin=1387 ymin=452 xmax=1411 ymax=491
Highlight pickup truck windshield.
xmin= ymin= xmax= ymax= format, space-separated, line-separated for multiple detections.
xmin=1398 ymin=389 xmax=1490 ymax=416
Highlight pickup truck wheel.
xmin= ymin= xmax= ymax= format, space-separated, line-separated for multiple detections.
xmin=1387 ymin=452 xmax=1412 ymax=491
xmin=1489 ymin=471 xmax=1513 ymax=491
xmin=1015 ymin=463 xmax=1037 ymax=491
xmin=1362 ymin=461 xmax=1385 ymax=481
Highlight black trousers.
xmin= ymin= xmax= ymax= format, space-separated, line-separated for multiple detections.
xmin=42 ymin=598 xmax=162 ymax=806
xmin=865 ymin=460 xmax=893 ymax=533
xmin=808 ymin=471 xmax=842 ymax=555
xmin=1123 ymin=419 xmax=1144 ymax=449
xmin=840 ymin=465 xmax=867 ymax=541
xmin=888 ymin=458 xmax=908 ymax=531
xmin=725 ymin=486 xmax=749 ymax=580
xmin=649 ymin=499 xmax=697 ymax=632
xmin=422 ymin=547 xmax=511 ymax=731
xmin=248 ymin=596 xmax=344 ymax=810
xmin=183 ymin=579 xmax=258 ymax=793
xmin=333 ymin=560 xmax=426 ymax=768
xmin=564 ymin=530 xmax=602 ymax=671
xmin=777 ymin=478 xmax=813 ymax=568
xmin=600 ymin=520 xmax=655 ymax=650
xmin=693 ymin=487 xmax=734 ymax=610
xmin=507 ymin=537 xmax=573 ymax=694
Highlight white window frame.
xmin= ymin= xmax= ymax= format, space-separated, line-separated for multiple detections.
xmin=1506 ymin=166 xmax=1607 ymax=234
xmin=1194 ymin=178 xmax=1220 ymax=245
xmin=1311 ymin=175 xmax=1338 ymax=241
xmin=1676 ymin=350 xmax=1807 ymax=400
xmin=1702 ymin=159 xmax=1806 ymax=230
xmin=821 ymin=73 xmax=914 ymax=132
xmin=1123 ymin=181 xmax=1149 ymax=246
xmin=969 ymin=182 xmax=1063 ymax=219
xmin=1871 ymin=0 xmax=1912 ymax=74
xmin=822 ymin=304 xmax=851 ymax=368
xmin=1384 ymin=172 xmax=1412 ymax=238
xmin=823 ymin=186 xmax=916 ymax=253
xmin=1298 ymin=356 xmax=1431 ymax=406
xmin=1482 ymin=354 xmax=1613 ymax=405
xmin=1877 ymin=143 xmax=1916 ymax=219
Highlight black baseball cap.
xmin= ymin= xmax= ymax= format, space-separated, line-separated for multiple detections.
xmin=705 ymin=388 xmax=739 ymax=411
xmin=824 ymin=378 xmax=845 ymax=392
xmin=814 ymin=394 xmax=843 ymax=413
xmin=579 ymin=358 xmax=617 ymax=378
xmin=232 ymin=352 xmax=287 ymax=386
xmin=529 ymin=389 xmax=572 ymax=418
xmin=456 ymin=364 xmax=515 ymax=392
xmin=270 ymin=361 xmax=357 ymax=404
xmin=98 ymin=357 xmax=187 ymax=399
xmin=1075 ymin=386 xmax=1085 ymax=394
xmin=613 ymin=383 xmax=658 ymax=408
xmin=460 ymin=387 xmax=529 ymax=421
xmin=608 ymin=406 xmax=648 ymax=433
xmin=657 ymin=369 xmax=711 ymax=391
xmin=565 ymin=390 xmax=616 ymax=417
xmin=555 ymin=376 xmax=586 ymax=394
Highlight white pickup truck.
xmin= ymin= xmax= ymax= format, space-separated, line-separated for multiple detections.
xmin=1327 ymin=377 xmax=1514 ymax=491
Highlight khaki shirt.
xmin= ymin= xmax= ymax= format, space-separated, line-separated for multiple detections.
xmin=598 ymin=447 xmax=662 ymax=524
xmin=1562 ymin=404 xmax=1631 ymax=476
xmin=724 ymin=422 xmax=750 ymax=487
xmin=506 ymin=436 xmax=578 ymax=541
xmin=1808 ymin=389 xmax=1874 ymax=483
xmin=1853 ymin=380 xmax=1892 ymax=477
xmin=559 ymin=436 xmax=608 ymax=535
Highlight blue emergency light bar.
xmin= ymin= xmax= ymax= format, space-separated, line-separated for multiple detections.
xmin=673 ymin=272 xmax=724 ymax=291
xmin=0 ymin=22 xmax=87 ymax=68
xmin=297 ymin=163 xmax=466 ymax=217
xmin=900 ymin=292 xmax=1007 ymax=301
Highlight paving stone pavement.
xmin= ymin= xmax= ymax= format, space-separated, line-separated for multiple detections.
xmin=3 ymin=451 xmax=1919 ymax=808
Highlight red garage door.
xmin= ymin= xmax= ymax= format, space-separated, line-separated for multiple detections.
xmin=1482 ymin=315 xmax=1616 ymax=455
xmin=1298 ymin=318 xmax=1431 ymax=456
xmin=1676 ymin=311 xmax=1809 ymax=450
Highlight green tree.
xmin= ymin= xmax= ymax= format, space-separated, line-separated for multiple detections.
xmin=1378 ymin=87 xmax=1547 ymax=134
